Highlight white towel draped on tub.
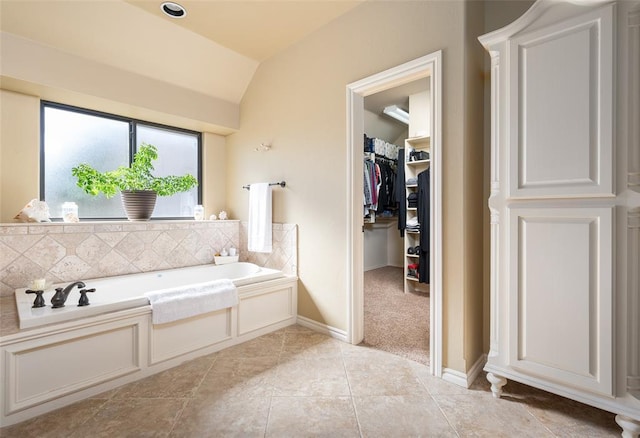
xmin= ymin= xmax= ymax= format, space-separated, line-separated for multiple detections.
xmin=248 ymin=182 xmax=273 ymax=253
xmin=145 ymin=279 xmax=238 ymax=325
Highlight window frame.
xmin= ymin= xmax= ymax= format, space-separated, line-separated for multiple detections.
xmin=40 ymin=101 xmax=202 ymax=220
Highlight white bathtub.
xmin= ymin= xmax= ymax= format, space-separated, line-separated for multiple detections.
xmin=15 ymin=262 xmax=284 ymax=329
xmin=3 ymin=262 xmax=297 ymax=428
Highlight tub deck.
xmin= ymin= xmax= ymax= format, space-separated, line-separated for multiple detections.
xmin=14 ymin=263 xmax=283 ymax=329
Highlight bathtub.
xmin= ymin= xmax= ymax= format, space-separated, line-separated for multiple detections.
xmin=15 ymin=262 xmax=284 ymax=329
xmin=3 ymin=262 xmax=297 ymax=427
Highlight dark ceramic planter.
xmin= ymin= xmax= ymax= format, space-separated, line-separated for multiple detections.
xmin=121 ymin=190 xmax=157 ymax=221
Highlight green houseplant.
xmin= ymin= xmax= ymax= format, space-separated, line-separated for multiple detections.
xmin=72 ymin=143 xmax=198 ymax=221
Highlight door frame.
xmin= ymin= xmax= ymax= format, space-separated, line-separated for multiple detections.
xmin=345 ymin=51 xmax=443 ymax=376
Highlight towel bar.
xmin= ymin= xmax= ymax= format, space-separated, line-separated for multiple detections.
xmin=242 ymin=181 xmax=286 ymax=190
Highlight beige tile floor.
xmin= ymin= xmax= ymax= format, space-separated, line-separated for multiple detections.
xmin=1 ymin=324 xmax=621 ymax=437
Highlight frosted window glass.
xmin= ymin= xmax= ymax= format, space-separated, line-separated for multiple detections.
xmin=42 ymin=105 xmax=201 ymax=219
xmin=43 ymin=107 xmax=129 ymax=218
xmin=137 ymin=124 xmax=199 ymax=218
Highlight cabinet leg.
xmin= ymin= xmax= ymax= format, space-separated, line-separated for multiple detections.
xmin=486 ymin=372 xmax=507 ymax=399
xmin=615 ymin=415 xmax=640 ymax=438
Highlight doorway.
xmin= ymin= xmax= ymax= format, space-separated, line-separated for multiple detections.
xmin=362 ymin=79 xmax=430 ymax=364
xmin=346 ymin=51 xmax=443 ymax=376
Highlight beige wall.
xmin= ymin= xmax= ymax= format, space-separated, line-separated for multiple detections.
xmin=463 ymin=0 xmax=488 ymax=372
xmin=0 ymin=90 xmax=40 ymax=222
xmin=202 ymin=133 xmax=228 ymax=220
xmin=225 ymin=0 xmax=490 ymax=373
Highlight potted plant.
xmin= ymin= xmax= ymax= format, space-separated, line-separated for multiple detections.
xmin=71 ymin=143 xmax=198 ymax=221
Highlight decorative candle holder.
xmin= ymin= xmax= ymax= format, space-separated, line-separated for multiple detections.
xmin=31 ymin=278 xmax=46 ymax=290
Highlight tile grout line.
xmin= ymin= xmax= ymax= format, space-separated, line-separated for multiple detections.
xmin=166 ymin=353 xmax=220 ymax=437
xmin=522 ymin=403 xmax=558 ymax=437
xmin=264 ymin=329 xmax=288 ymax=437
xmin=263 ymin=394 xmax=274 ymax=438
xmin=424 ymin=384 xmax=462 ymax=437
xmin=71 ymin=394 xmax=114 ymax=434
xmin=340 ymin=345 xmax=364 ymax=438
xmin=431 ymin=397 xmax=462 ymax=438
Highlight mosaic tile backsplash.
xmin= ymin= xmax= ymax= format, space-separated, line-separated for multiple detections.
xmin=0 ymin=221 xmax=297 ymax=297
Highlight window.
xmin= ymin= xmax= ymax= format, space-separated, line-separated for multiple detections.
xmin=42 ymin=102 xmax=201 ymax=219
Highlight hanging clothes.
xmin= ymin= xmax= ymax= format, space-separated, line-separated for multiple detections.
xmin=364 ymin=135 xmax=398 ymax=219
xmin=396 ymin=148 xmax=406 ymax=237
xmin=417 ymin=168 xmax=430 ymax=284
xmin=375 ymin=160 xmax=396 ymax=213
xmin=363 ymin=158 xmax=378 ymax=217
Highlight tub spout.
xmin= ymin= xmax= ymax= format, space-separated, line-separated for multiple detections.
xmin=51 ymin=281 xmax=86 ymax=308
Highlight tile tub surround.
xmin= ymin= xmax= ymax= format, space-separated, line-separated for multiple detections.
xmin=240 ymin=222 xmax=297 ymax=276
xmin=0 ymin=325 xmax=621 ymax=437
xmin=0 ymin=221 xmax=297 ymax=298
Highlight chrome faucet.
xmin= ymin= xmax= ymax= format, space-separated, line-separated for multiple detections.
xmin=51 ymin=281 xmax=85 ymax=308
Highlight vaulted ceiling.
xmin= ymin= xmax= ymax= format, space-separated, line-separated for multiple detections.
xmin=0 ymin=0 xmax=363 ymax=104
xmin=124 ymin=0 xmax=363 ymax=62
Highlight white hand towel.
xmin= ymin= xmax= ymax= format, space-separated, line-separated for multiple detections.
xmin=145 ymin=279 xmax=238 ymax=325
xmin=248 ymin=182 xmax=272 ymax=253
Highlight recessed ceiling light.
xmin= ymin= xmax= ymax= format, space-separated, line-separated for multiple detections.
xmin=161 ymin=2 xmax=186 ymax=18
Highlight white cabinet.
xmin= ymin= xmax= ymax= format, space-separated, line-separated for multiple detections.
xmin=480 ymin=0 xmax=640 ymax=436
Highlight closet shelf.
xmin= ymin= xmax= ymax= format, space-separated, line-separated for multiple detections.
xmin=406 ymin=254 xmax=419 ymax=258
xmin=407 ymin=159 xmax=430 ymax=166
xmin=406 ymin=184 xmax=418 ymax=188
xmin=406 ymin=135 xmax=430 ymax=146
xmin=406 ymin=276 xmax=420 ymax=282
xmin=407 ymin=208 xmax=417 ymax=211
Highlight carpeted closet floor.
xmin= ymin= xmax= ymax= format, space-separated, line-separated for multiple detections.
xmin=362 ymin=266 xmax=430 ymax=365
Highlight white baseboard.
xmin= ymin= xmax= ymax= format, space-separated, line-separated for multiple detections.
xmin=296 ymin=316 xmax=348 ymax=342
xmin=442 ymin=368 xmax=468 ymax=388
xmin=442 ymin=354 xmax=487 ymax=388
xmin=468 ymin=353 xmax=487 ymax=384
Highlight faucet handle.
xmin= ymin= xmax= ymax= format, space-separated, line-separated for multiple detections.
xmin=25 ymin=289 xmax=46 ymax=308
xmin=78 ymin=288 xmax=96 ymax=307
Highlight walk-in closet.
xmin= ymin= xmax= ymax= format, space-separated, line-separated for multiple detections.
xmin=362 ymin=79 xmax=431 ymax=365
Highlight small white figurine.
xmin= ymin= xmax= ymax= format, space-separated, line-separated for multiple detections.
xmin=218 ymin=210 xmax=228 ymax=220
xmin=14 ymin=199 xmax=52 ymax=223
xmin=209 ymin=214 xmax=217 ymax=220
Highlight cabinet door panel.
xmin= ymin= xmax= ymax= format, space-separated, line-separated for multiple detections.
xmin=508 ymin=207 xmax=613 ymax=396
xmin=509 ymin=5 xmax=613 ymax=198
xmin=5 ymin=320 xmax=142 ymax=413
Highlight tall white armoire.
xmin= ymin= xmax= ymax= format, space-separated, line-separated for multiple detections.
xmin=479 ymin=0 xmax=640 ymax=436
